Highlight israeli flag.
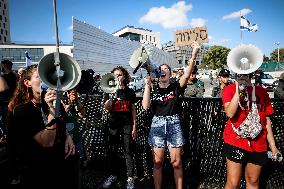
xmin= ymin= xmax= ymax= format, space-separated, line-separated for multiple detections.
xmin=240 ymin=16 xmax=258 ymax=32
xmin=25 ymin=51 xmax=32 ymax=67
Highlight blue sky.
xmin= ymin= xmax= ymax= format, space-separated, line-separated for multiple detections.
xmin=9 ymin=0 xmax=284 ymax=57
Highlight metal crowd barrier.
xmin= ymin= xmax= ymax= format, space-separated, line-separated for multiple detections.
xmin=77 ymin=95 xmax=284 ymax=189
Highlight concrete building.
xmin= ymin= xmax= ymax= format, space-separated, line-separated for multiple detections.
xmin=113 ymin=25 xmax=161 ymax=49
xmin=0 ymin=0 xmax=11 ymax=44
xmin=73 ymin=18 xmax=178 ymax=75
xmin=0 ymin=43 xmax=73 ymax=70
xmin=162 ymin=41 xmax=209 ymax=67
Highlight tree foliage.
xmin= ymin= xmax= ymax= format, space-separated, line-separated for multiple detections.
xmin=270 ymin=48 xmax=284 ymax=62
xmin=201 ymin=46 xmax=230 ymax=69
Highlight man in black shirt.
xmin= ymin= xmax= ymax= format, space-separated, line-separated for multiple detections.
xmin=0 ymin=60 xmax=17 ymax=140
xmin=0 ymin=60 xmax=17 ymax=101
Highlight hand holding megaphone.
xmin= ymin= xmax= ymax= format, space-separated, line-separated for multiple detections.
xmin=44 ymin=89 xmax=57 ymax=113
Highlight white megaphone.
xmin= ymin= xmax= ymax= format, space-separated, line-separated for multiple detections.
xmin=38 ymin=52 xmax=82 ymax=91
xmin=227 ymin=44 xmax=263 ymax=74
xmin=129 ymin=46 xmax=162 ymax=78
xmin=100 ymin=73 xmax=118 ymax=94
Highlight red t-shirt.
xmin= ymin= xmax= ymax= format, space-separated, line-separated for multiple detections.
xmin=222 ymin=83 xmax=274 ymax=152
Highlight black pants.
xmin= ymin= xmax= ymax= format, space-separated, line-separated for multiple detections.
xmin=109 ymin=126 xmax=135 ymax=177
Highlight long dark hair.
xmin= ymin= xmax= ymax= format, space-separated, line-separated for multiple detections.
xmin=8 ymin=65 xmax=38 ymax=112
xmin=111 ymin=66 xmax=131 ymax=86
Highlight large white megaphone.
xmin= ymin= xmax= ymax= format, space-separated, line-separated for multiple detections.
xmin=227 ymin=44 xmax=263 ymax=74
xmin=100 ymin=73 xmax=118 ymax=93
xmin=38 ymin=52 xmax=82 ymax=91
xmin=129 ymin=46 xmax=162 ymax=78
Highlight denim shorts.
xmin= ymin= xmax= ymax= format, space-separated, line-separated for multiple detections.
xmin=148 ymin=114 xmax=184 ymax=148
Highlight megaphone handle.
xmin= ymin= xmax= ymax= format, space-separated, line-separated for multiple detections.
xmin=133 ymin=61 xmax=142 ymax=74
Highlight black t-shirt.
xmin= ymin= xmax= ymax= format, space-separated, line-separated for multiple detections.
xmin=2 ymin=72 xmax=17 ymax=101
xmin=151 ymin=81 xmax=183 ymax=116
xmin=8 ymin=102 xmax=66 ymax=167
xmin=109 ymin=87 xmax=136 ymax=133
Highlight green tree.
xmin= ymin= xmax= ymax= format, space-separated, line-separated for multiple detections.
xmin=201 ymin=45 xmax=230 ymax=69
xmin=270 ymin=48 xmax=284 ymax=62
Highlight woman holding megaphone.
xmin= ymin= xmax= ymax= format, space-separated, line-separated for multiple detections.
xmin=222 ymin=73 xmax=281 ymax=189
xmin=142 ymin=41 xmax=200 ymax=189
xmin=7 ymin=64 xmax=77 ymax=189
xmin=103 ymin=66 xmax=137 ymax=189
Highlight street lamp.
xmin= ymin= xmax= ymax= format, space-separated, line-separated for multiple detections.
xmin=274 ymin=42 xmax=280 ymax=63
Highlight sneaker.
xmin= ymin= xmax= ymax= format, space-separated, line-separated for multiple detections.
xmin=102 ymin=175 xmax=117 ymax=188
xmin=126 ymin=178 xmax=135 ymax=189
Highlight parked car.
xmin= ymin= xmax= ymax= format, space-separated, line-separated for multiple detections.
xmin=260 ymin=73 xmax=277 ymax=92
xmin=129 ymin=76 xmax=144 ymax=91
xmin=252 ymin=73 xmax=277 ymax=92
xmin=197 ymin=72 xmax=210 ymax=79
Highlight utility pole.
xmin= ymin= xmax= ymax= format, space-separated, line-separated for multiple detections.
xmin=274 ymin=42 xmax=280 ymax=63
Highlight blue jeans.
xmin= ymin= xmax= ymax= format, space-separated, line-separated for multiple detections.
xmin=148 ymin=114 xmax=184 ymax=148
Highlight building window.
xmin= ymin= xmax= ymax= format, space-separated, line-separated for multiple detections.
xmin=3 ymin=23 xmax=5 ymax=28
xmin=3 ymin=10 xmax=5 ymax=15
xmin=4 ymin=3 xmax=6 ymax=9
xmin=5 ymin=30 xmax=7 ymax=35
xmin=146 ymin=35 xmax=147 ymax=40
xmin=5 ymin=17 xmax=7 ymax=22
xmin=153 ymin=37 xmax=155 ymax=42
xmin=0 ymin=15 xmax=2 ymax=21
xmin=150 ymin=36 xmax=151 ymax=42
xmin=4 ymin=36 xmax=6 ymax=42
xmin=1 ymin=29 xmax=3 ymax=34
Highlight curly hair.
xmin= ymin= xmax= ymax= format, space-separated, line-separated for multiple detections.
xmin=111 ymin=66 xmax=131 ymax=86
xmin=8 ymin=64 xmax=38 ymax=112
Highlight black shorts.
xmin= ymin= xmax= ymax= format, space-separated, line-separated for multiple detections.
xmin=223 ymin=143 xmax=267 ymax=166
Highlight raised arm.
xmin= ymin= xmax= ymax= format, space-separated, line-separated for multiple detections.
xmin=179 ymin=41 xmax=200 ymax=88
xmin=223 ymin=83 xmax=239 ymax=118
xmin=142 ymin=76 xmax=152 ymax=110
xmin=34 ymin=90 xmax=57 ymax=147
